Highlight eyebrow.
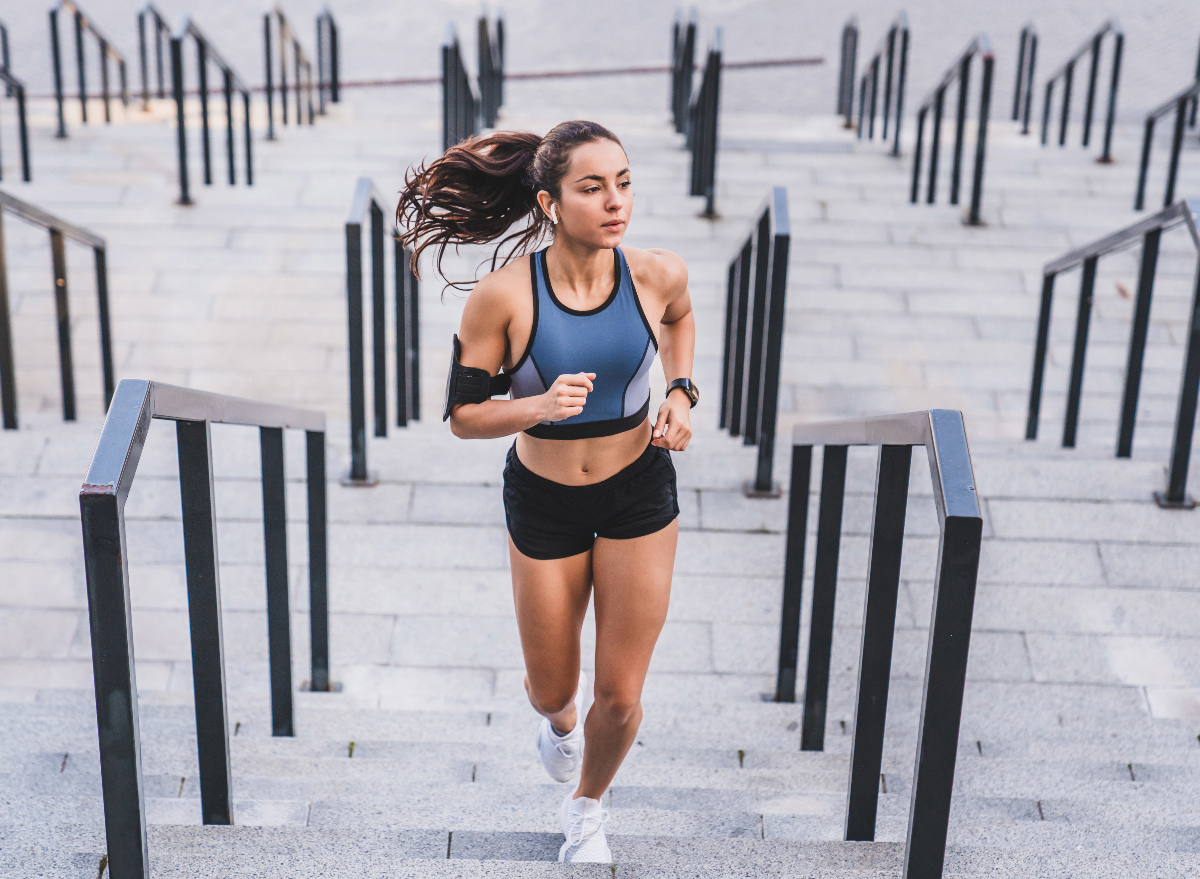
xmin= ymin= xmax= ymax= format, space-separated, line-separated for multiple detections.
xmin=575 ymin=168 xmax=631 ymax=183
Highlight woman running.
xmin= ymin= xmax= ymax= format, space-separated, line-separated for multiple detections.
xmin=397 ymin=120 xmax=697 ymax=863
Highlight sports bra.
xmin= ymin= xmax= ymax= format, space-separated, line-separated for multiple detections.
xmin=506 ymin=247 xmax=658 ymax=440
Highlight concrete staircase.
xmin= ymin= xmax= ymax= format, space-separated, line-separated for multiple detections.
xmin=2 ymin=36 xmax=1200 ymax=879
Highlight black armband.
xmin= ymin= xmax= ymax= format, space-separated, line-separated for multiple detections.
xmin=443 ymin=334 xmax=512 ymax=421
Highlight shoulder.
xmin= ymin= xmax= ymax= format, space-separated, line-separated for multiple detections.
xmin=622 ymin=247 xmax=688 ymax=296
xmin=462 ymin=254 xmax=534 ymax=325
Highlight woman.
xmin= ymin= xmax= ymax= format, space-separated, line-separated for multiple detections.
xmin=397 ymin=120 xmax=697 ymax=863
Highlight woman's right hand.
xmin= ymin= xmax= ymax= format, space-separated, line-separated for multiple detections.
xmin=541 ymin=372 xmax=595 ymax=422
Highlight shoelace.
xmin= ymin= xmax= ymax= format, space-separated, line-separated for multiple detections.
xmin=565 ymin=805 xmax=609 ymax=846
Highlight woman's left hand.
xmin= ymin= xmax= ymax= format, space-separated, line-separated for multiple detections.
xmin=651 ymin=391 xmax=692 ymax=450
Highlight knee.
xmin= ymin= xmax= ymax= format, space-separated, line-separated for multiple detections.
xmin=527 ymin=678 xmax=576 ymax=717
xmin=592 ymin=688 xmax=641 ymax=727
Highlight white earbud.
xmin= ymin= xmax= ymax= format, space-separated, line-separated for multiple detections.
xmin=550 ymin=204 xmax=558 ymax=225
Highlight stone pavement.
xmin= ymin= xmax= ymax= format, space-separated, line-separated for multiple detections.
xmin=2 ymin=2 xmax=1200 ymax=876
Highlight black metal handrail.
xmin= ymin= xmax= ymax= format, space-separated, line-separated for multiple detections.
xmin=316 ymin=5 xmax=340 ymax=112
xmin=909 ymin=35 xmax=994 ymax=226
xmin=0 ymin=31 xmax=29 ymax=183
xmin=136 ymin=3 xmax=170 ymax=107
xmin=836 ymin=16 xmax=857 ymax=127
xmin=778 ymin=409 xmax=981 ymax=879
xmin=477 ymin=9 xmax=504 ymax=128
xmin=1012 ymin=23 xmax=1036 ymax=135
xmin=80 ymin=379 xmax=329 ymax=879
xmin=345 ymin=177 xmax=420 ymax=484
xmin=442 ymin=23 xmax=478 ymax=151
xmin=50 ymin=1 xmax=129 ymax=138
xmin=855 ymin=12 xmax=908 ymax=158
xmin=720 ymin=186 xmax=789 ymax=495
xmin=1135 ymin=79 xmax=1200 ymax=211
xmin=687 ymin=29 xmax=721 ymax=217
xmin=264 ymin=5 xmax=316 ymax=141
xmin=670 ymin=9 xmax=696 ymax=134
xmin=0 ymin=188 xmax=114 ymax=429
xmin=169 ymin=13 xmax=254 ymax=204
xmin=1025 ymin=199 xmax=1200 ymax=508
xmin=1038 ymin=18 xmax=1123 ymax=164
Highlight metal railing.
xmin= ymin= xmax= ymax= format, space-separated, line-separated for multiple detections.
xmin=910 ymin=35 xmax=994 ymax=226
xmin=836 ymin=16 xmax=858 ymax=127
xmin=777 ymin=410 xmax=981 ymax=879
xmin=1134 ymin=79 xmax=1200 ymax=211
xmin=50 ymin=1 xmax=129 ymax=138
xmin=687 ymin=30 xmax=721 ymax=217
xmin=477 ymin=9 xmax=504 ymax=128
xmin=80 ymin=379 xmax=330 ymax=879
xmin=0 ymin=26 xmax=29 ymax=183
xmin=442 ymin=23 xmax=478 ymax=151
xmin=720 ymin=187 xmax=789 ymax=495
xmin=264 ymin=5 xmax=315 ymax=141
xmin=1025 ymin=199 xmax=1200 ymax=508
xmin=169 ymin=14 xmax=254 ymax=204
xmin=1038 ymin=19 xmax=1123 ymax=164
xmin=670 ymin=9 xmax=696 ymax=134
xmin=855 ymin=12 xmax=908 ymax=157
xmin=345 ymin=178 xmax=420 ymax=484
xmin=136 ymin=3 xmax=170 ymax=107
xmin=316 ymin=6 xmax=339 ymax=112
xmin=0 ymin=188 xmax=114 ymax=429
xmin=1012 ymin=23 xmax=1036 ymax=135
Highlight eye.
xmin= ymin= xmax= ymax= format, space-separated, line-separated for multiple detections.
xmin=584 ymin=186 xmax=600 ymax=194
xmin=619 ymin=180 xmax=631 ymax=188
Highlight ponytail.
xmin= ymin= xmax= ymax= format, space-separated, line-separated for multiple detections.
xmin=396 ymin=120 xmax=623 ymax=291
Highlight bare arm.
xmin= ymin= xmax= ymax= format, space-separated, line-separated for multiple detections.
xmin=642 ymin=250 xmax=695 ymax=451
xmin=448 ymin=269 xmax=595 ymax=440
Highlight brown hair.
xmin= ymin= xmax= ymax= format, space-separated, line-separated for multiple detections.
xmin=396 ymin=120 xmax=623 ymax=291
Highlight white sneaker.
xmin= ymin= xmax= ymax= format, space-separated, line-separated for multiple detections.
xmin=558 ymin=792 xmax=612 ymax=863
xmin=535 ymin=672 xmax=586 ymax=783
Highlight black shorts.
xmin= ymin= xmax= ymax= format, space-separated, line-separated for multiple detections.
xmin=503 ymin=442 xmax=680 ymax=560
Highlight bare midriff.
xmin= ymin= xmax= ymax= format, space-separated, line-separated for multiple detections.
xmin=514 ymin=419 xmax=653 ymax=486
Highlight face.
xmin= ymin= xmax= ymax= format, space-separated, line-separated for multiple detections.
xmin=541 ymin=139 xmax=632 ymax=249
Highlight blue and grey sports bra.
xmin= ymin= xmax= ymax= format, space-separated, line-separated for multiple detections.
xmin=507 ymin=247 xmax=658 ymax=440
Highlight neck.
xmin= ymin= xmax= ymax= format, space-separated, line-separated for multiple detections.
xmin=544 ymin=236 xmax=616 ymax=299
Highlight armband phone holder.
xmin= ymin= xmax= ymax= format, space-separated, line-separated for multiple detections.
xmin=443 ymin=334 xmax=512 ymax=421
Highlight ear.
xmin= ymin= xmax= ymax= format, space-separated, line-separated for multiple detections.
xmin=535 ymin=190 xmax=556 ymax=222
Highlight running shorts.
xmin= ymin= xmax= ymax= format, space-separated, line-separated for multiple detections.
xmin=502 ymin=442 xmax=679 ymax=560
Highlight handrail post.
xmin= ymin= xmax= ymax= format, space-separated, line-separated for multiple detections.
xmin=80 ymin=396 xmax=151 ymax=877
xmin=926 ymin=88 xmax=943 ymax=205
xmin=94 ymin=245 xmax=115 ymax=409
xmin=306 ymin=430 xmax=330 ymax=690
xmin=101 ymin=40 xmax=112 ymax=124
xmin=260 ymin=426 xmax=294 ymax=737
xmin=775 ymin=444 xmax=811 ymax=702
xmin=891 ymin=26 xmax=908 ymax=157
xmin=1062 ymin=255 xmax=1098 ymax=448
xmin=1058 ymin=60 xmax=1073 ymax=146
xmin=1012 ymin=28 xmax=1027 ymax=121
xmin=1040 ymin=80 xmax=1053 ymax=145
xmin=741 ymin=215 xmax=770 ymax=445
xmin=50 ymin=9 xmax=68 ymax=137
xmin=346 ymin=209 xmax=369 ymax=482
xmin=1117 ymin=230 xmax=1160 ymax=457
xmin=176 ymin=418 xmax=235 ymax=826
xmin=967 ymin=50 xmax=993 ymax=226
xmin=1099 ymin=32 xmax=1122 ymax=163
xmin=171 ymin=33 xmax=191 ymax=205
xmin=949 ymin=55 xmax=971 ymax=206
xmin=838 ymin=17 xmax=857 ymax=127
xmin=754 ymin=205 xmax=789 ymax=494
xmin=371 ymin=202 xmax=387 ymax=438
xmin=1134 ymin=117 xmax=1154 ymax=210
xmin=1160 ymin=267 xmax=1200 ymax=508
xmin=910 ymin=108 xmax=925 ymax=203
xmin=846 ymin=443 xmax=911 ymax=842
xmin=50 ymin=229 xmax=77 ymax=422
xmin=1081 ymin=34 xmax=1102 ymax=147
xmin=329 ymin=13 xmax=339 ymax=102
xmin=197 ymin=39 xmax=212 ymax=186
xmin=223 ymin=70 xmax=234 ymax=185
xmin=138 ymin=10 xmax=149 ymax=109
xmin=1164 ymin=98 xmax=1187 ymax=207
xmin=902 ymin=412 xmax=982 ymax=879
xmin=16 ymin=83 xmax=30 ymax=182
xmin=0 ymin=207 xmax=15 ymax=429
xmin=74 ymin=10 xmax=87 ymax=124
xmin=1025 ymin=273 xmax=1056 ymax=440
xmin=881 ymin=28 xmax=895 ymax=139
xmin=264 ymin=13 xmax=275 ymax=140
xmin=243 ymin=90 xmax=253 ymax=185
xmin=1021 ymin=32 xmax=1037 ymax=135
xmin=800 ymin=445 xmax=847 ymax=750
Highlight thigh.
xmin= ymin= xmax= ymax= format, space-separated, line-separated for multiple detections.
xmin=509 ymin=537 xmax=593 ymax=695
xmin=591 ymin=520 xmax=678 ymax=697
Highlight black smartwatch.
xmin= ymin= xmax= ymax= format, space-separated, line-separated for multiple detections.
xmin=666 ymin=378 xmax=699 ymax=408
